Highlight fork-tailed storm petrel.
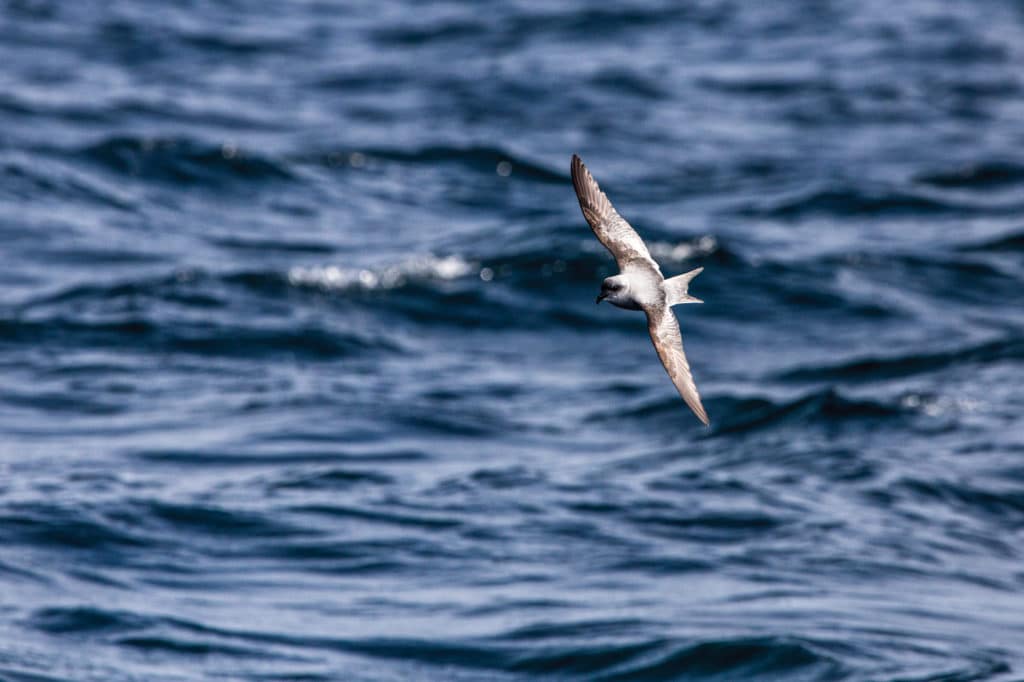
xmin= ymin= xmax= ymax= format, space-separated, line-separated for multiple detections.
xmin=571 ymin=154 xmax=709 ymax=425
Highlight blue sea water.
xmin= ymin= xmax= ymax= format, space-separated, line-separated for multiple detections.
xmin=2 ymin=1 xmax=1024 ymax=680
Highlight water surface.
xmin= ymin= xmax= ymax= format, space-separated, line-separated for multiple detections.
xmin=2 ymin=1 xmax=1024 ymax=680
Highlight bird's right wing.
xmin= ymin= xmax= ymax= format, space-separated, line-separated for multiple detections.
xmin=571 ymin=154 xmax=660 ymax=274
xmin=645 ymin=304 xmax=709 ymax=425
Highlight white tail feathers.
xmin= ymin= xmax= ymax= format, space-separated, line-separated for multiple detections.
xmin=662 ymin=267 xmax=704 ymax=306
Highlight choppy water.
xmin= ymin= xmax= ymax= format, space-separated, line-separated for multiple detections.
xmin=2 ymin=1 xmax=1024 ymax=680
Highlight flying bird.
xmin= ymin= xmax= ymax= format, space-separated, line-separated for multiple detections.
xmin=571 ymin=154 xmax=709 ymax=425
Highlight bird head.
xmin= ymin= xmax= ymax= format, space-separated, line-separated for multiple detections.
xmin=596 ymin=276 xmax=629 ymax=305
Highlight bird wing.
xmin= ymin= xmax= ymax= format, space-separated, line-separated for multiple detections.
xmin=571 ymin=154 xmax=660 ymax=274
xmin=645 ymin=303 xmax=709 ymax=425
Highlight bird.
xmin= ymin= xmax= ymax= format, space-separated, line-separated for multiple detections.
xmin=570 ymin=154 xmax=709 ymax=425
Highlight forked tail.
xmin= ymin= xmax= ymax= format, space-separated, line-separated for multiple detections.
xmin=662 ymin=267 xmax=704 ymax=306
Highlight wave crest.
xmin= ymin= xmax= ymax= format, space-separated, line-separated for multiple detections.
xmin=288 ymin=254 xmax=476 ymax=291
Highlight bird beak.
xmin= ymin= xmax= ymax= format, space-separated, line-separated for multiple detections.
xmin=596 ymin=293 xmax=606 ymax=304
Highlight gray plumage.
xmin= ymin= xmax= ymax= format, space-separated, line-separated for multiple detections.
xmin=571 ymin=154 xmax=709 ymax=425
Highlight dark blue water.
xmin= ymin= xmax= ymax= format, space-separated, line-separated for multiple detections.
xmin=2 ymin=1 xmax=1024 ymax=680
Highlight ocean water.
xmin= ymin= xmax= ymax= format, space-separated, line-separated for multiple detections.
xmin=2 ymin=1 xmax=1024 ymax=680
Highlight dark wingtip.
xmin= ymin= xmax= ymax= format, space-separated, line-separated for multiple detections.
xmin=570 ymin=153 xmax=614 ymax=230
xmin=570 ymin=154 xmax=591 ymax=199
xmin=688 ymin=398 xmax=710 ymax=426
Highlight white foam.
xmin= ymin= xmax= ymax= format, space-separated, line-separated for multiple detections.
xmin=901 ymin=392 xmax=981 ymax=417
xmin=288 ymin=254 xmax=475 ymax=291
xmin=647 ymin=235 xmax=718 ymax=262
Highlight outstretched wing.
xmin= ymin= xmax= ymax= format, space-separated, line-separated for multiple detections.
xmin=645 ymin=304 xmax=709 ymax=425
xmin=571 ymin=154 xmax=660 ymax=274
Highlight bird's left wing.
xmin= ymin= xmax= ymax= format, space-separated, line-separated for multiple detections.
xmin=571 ymin=154 xmax=660 ymax=274
xmin=645 ymin=304 xmax=709 ymax=425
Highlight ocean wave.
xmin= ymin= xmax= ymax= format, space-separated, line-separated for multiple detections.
xmin=778 ymin=336 xmax=1024 ymax=383
xmin=0 ymin=503 xmax=151 ymax=553
xmin=284 ymin=254 xmax=628 ymax=331
xmin=131 ymin=447 xmax=430 ymax=467
xmin=288 ymin=254 xmax=476 ymax=291
xmin=304 ymin=144 xmax=566 ymax=183
xmin=116 ymin=635 xmax=271 ymax=658
xmin=916 ymin=161 xmax=1024 ymax=189
xmin=958 ymin=228 xmax=1024 ymax=252
xmin=713 ymin=390 xmax=903 ymax=434
xmin=287 ymin=503 xmax=462 ymax=531
xmin=8 ymin=269 xmax=403 ymax=359
xmin=281 ymin=632 xmax=847 ymax=681
xmin=29 ymin=606 xmax=156 ymax=636
xmin=590 ymin=67 xmax=668 ymax=100
xmin=267 ymin=467 xmax=395 ymax=491
xmin=0 ymin=314 xmax=388 ymax=360
xmin=589 ymin=387 xmax=903 ymax=433
xmin=510 ymin=4 xmax=727 ymax=38
xmin=1 ymin=154 xmax=137 ymax=210
xmin=371 ymin=20 xmax=489 ymax=48
xmin=890 ymin=477 xmax=1024 ymax=524
xmin=592 ymin=637 xmax=844 ymax=682
xmin=208 ymin=235 xmax=336 ymax=254
xmin=140 ymin=500 xmax=300 ymax=539
xmin=76 ymin=136 xmax=294 ymax=187
xmin=627 ymin=508 xmax=783 ymax=543
xmin=740 ymin=185 xmax=971 ymax=218
xmin=27 ymin=606 xmax=282 ymax=660
xmin=698 ymin=73 xmax=835 ymax=97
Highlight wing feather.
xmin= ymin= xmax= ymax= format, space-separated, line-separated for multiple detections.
xmin=645 ymin=305 xmax=709 ymax=425
xmin=571 ymin=154 xmax=659 ymax=274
